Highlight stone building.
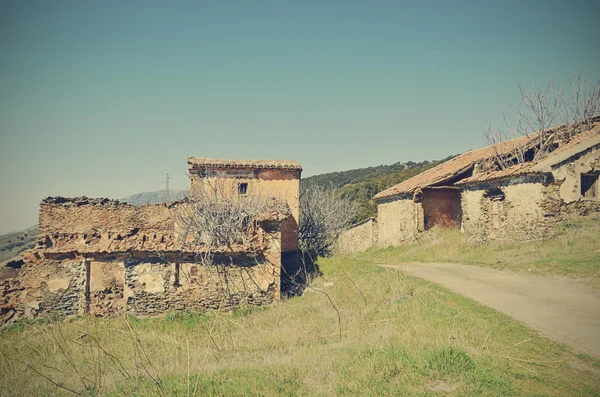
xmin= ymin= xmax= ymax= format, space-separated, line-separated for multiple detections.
xmin=372 ymin=121 xmax=600 ymax=247
xmin=458 ymin=129 xmax=600 ymax=243
xmin=372 ymin=135 xmax=532 ymax=246
xmin=1 ymin=158 xmax=302 ymax=322
xmin=187 ymin=158 xmax=302 ymax=259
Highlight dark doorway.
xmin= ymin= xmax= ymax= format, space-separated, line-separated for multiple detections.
xmin=422 ymin=188 xmax=462 ymax=230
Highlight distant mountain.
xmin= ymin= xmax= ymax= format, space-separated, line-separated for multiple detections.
xmin=121 ymin=189 xmax=189 ymax=206
xmin=303 ymin=156 xmax=456 ymax=222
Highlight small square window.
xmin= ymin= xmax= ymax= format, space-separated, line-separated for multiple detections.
xmin=238 ymin=183 xmax=248 ymax=195
xmin=581 ymin=173 xmax=598 ymax=199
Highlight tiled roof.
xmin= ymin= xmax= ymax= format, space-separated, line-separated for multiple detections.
xmin=457 ymin=126 xmax=600 ymax=185
xmin=188 ymin=158 xmax=302 ymax=171
xmin=373 ymin=135 xmax=533 ymax=200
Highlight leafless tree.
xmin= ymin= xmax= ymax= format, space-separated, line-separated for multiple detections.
xmin=563 ymin=71 xmax=600 ymax=133
xmin=484 ymin=123 xmax=527 ymax=170
xmin=486 ymin=73 xmax=600 ymax=170
xmin=174 ymin=178 xmax=288 ymax=264
xmin=504 ymin=81 xmax=566 ymax=160
xmin=298 ymin=183 xmax=357 ymax=261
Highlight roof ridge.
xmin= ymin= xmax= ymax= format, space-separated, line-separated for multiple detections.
xmin=188 ymin=158 xmax=302 ymax=170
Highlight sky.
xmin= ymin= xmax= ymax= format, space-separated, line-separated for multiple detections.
xmin=1 ymin=0 xmax=599 ymax=234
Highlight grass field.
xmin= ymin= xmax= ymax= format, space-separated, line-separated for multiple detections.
xmin=2 ymin=225 xmax=600 ymax=396
xmin=359 ymin=219 xmax=600 ymax=283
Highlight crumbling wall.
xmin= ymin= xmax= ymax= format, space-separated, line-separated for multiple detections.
xmin=1 ymin=196 xmax=285 ymax=323
xmin=38 ymin=197 xmax=178 ymax=253
xmin=461 ymin=177 xmax=550 ymax=243
xmin=551 ymin=146 xmax=600 ymax=203
xmin=2 ymin=253 xmax=281 ymax=321
xmin=120 ymin=255 xmax=280 ymax=317
xmin=334 ymin=218 xmax=378 ymax=255
xmin=189 ymin=168 xmax=300 ymax=252
xmin=1 ymin=259 xmax=85 ymax=322
xmin=377 ymin=196 xmax=423 ymax=247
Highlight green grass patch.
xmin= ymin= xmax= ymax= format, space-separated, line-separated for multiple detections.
xmin=355 ymin=219 xmax=600 ymax=283
xmin=1 ymin=252 xmax=599 ymax=396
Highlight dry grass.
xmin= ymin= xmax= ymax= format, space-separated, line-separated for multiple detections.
xmin=359 ymin=219 xmax=600 ymax=285
xmin=1 ymin=244 xmax=600 ymax=396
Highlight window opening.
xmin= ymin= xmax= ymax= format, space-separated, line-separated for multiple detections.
xmin=238 ymin=183 xmax=248 ymax=195
xmin=581 ymin=173 xmax=598 ymax=198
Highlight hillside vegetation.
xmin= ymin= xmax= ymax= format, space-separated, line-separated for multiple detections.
xmin=1 ymin=221 xmax=599 ymax=396
xmin=303 ymin=156 xmax=454 ymax=221
xmin=0 ymin=225 xmax=38 ymax=263
xmin=121 ymin=189 xmax=189 ymax=206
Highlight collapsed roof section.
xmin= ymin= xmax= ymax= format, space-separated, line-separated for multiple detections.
xmin=373 ymin=135 xmax=532 ymax=201
xmin=374 ymin=119 xmax=600 ymax=201
xmin=457 ymin=127 xmax=600 ymax=185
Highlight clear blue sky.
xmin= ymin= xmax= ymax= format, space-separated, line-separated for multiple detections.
xmin=1 ymin=0 xmax=599 ymax=233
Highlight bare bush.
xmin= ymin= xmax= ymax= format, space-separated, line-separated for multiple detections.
xmin=298 ymin=183 xmax=357 ymax=260
xmin=173 ymin=177 xmax=289 ymax=267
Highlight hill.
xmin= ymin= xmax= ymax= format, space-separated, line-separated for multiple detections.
xmin=0 ymin=225 xmax=38 ymax=263
xmin=121 ymin=189 xmax=189 ymax=205
xmin=304 ymin=156 xmax=455 ymax=221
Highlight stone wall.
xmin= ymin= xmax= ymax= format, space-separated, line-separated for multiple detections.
xmin=1 ymin=259 xmax=85 ymax=322
xmin=462 ymin=176 xmax=555 ymax=243
xmin=189 ymin=168 xmax=301 ymax=230
xmin=334 ymin=218 xmax=378 ymax=255
xmin=377 ymin=195 xmax=424 ymax=247
xmin=551 ymin=145 xmax=600 ymax=203
xmin=2 ymin=252 xmax=281 ymax=321
xmin=1 ymin=196 xmax=285 ymax=323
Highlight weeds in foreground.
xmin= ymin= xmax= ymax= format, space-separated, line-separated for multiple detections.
xmin=1 ymin=228 xmax=600 ymax=396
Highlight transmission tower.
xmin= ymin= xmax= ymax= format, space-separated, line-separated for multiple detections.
xmin=163 ymin=172 xmax=172 ymax=201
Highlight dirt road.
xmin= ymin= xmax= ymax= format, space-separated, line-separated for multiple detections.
xmin=380 ymin=262 xmax=600 ymax=357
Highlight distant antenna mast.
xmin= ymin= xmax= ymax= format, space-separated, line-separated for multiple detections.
xmin=163 ymin=172 xmax=172 ymax=201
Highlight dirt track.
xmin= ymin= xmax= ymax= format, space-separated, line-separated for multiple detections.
xmin=379 ymin=262 xmax=600 ymax=357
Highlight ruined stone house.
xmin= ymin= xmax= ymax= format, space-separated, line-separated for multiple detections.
xmin=187 ymin=158 xmax=302 ymax=263
xmin=458 ymin=128 xmax=600 ymax=243
xmin=370 ymin=121 xmax=600 ymax=247
xmin=1 ymin=158 xmax=302 ymax=322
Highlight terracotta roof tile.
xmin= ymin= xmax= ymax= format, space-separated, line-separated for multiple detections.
xmin=373 ymin=135 xmax=533 ymax=200
xmin=188 ymin=158 xmax=302 ymax=171
xmin=457 ymin=126 xmax=600 ymax=185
